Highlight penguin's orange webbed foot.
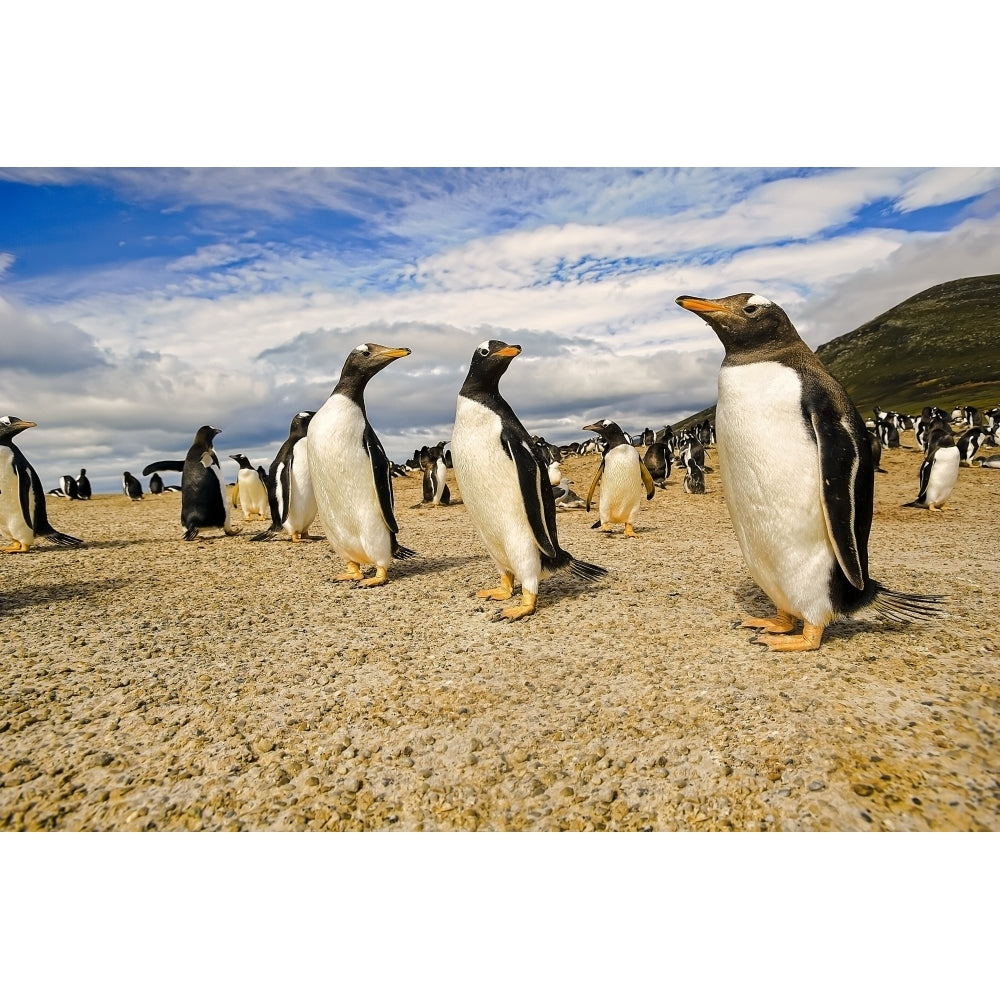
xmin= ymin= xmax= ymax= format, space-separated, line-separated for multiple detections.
xmin=624 ymin=523 xmax=638 ymax=538
xmin=2 ymin=541 xmax=29 ymax=553
xmin=477 ymin=572 xmax=514 ymax=602
xmin=740 ymin=610 xmax=797 ymax=633
xmin=757 ymin=623 xmax=824 ymax=652
xmin=336 ymin=562 xmax=365 ymax=582
xmin=357 ymin=566 xmax=388 ymax=587
xmin=500 ymin=591 xmax=537 ymax=620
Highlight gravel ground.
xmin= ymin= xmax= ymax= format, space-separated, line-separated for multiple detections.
xmin=2 ymin=434 xmax=998 ymax=831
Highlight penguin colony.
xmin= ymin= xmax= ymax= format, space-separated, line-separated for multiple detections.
xmin=15 ymin=290 xmax=1000 ymax=651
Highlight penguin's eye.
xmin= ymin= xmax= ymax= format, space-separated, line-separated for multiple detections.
xmin=743 ymin=305 xmax=759 ymax=315
xmin=478 ymin=346 xmax=490 ymax=357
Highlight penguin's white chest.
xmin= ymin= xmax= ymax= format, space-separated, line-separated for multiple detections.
xmin=283 ymin=438 xmax=316 ymax=532
xmin=452 ymin=396 xmax=542 ymax=585
xmin=717 ymin=361 xmax=836 ymax=623
xmin=598 ymin=445 xmax=644 ymax=523
xmin=0 ymin=450 xmax=35 ymax=544
xmin=925 ymin=446 xmax=960 ymax=504
xmin=308 ymin=395 xmax=390 ymax=565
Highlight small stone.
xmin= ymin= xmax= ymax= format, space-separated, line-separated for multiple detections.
xmin=852 ymin=783 xmax=874 ymax=797
xmin=808 ymin=780 xmax=825 ymax=792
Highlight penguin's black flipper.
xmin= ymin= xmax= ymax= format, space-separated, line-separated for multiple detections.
xmin=363 ymin=422 xmax=400 ymax=535
xmin=142 ymin=460 xmax=185 ymax=476
xmin=810 ymin=409 xmax=870 ymax=591
xmin=501 ymin=429 xmax=558 ymax=559
xmin=907 ymin=455 xmax=933 ymax=507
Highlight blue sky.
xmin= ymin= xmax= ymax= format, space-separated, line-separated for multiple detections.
xmin=2 ymin=166 xmax=1000 ymax=493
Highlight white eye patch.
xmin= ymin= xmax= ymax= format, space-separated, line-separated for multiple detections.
xmin=747 ymin=294 xmax=772 ymax=307
xmin=355 ymin=343 xmax=370 ymax=352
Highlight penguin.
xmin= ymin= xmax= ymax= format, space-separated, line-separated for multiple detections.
xmin=547 ymin=459 xmax=563 ymax=488
xmin=676 ymin=293 xmax=942 ymax=652
xmin=122 ymin=471 xmax=144 ymax=500
xmin=642 ymin=441 xmax=671 ymax=488
xmin=451 ymin=340 xmax=606 ymax=619
xmin=868 ymin=429 xmax=887 ymax=475
xmin=308 ymin=343 xmax=415 ymax=585
xmin=956 ymin=426 xmax=990 ymax=465
xmin=552 ymin=476 xmax=586 ymax=509
xmin=148 ymin=472 xmax=164 ymax=495
xmin=977 ymin=454 xmax=1000 ymax=469
xmin=583 ymin=419 xmax=655 ymax=538
xmin=0 ymin=416 xmax=83 ymax=551
xmin=144 ymin=425 xmax=238 ymax=540
xmin=413 ymin=444 xmax=451 ymax=507
xmin=251 ymin=410 xmax=318 ymax=543
xmin=904 ymin=422 xmax=960 ymax=511
xmin=229 ymin=453 xmax=270 ymax=520
xmin=76 ymin=468 xmax=92 ymax=500
xmin=682 ymin=453 xmax=706 ymax=494
xmin=59 ymin=474 xmax=80 ymax=499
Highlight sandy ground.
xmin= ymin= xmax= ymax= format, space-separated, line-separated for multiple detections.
xmin=1 ymin=432 xmax=998 ymax=831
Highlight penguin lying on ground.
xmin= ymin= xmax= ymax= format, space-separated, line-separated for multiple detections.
xmin=251 ymin=410 xmax=318 ymax=543
xmin=676 ymin=293 xmax=942 ymax=652
xmin=0 ymin=416 xmax=83 ymax=552
xmin=229 ymin=453 xmax=269 ymax=520
xmin=308 ymin=344 xmax=415 ymax=585
xmin=451 ymin=340 xmax=606 ymax=620
xmin=59 ymin=474 xmax=80 ymax=499
xmin=904 ymin=421 xmax=960 ymax=511
xmin=144 ymin=425 xmax=239 ymax=540
xmin=583 ymin=419 xmax=654 ymax=538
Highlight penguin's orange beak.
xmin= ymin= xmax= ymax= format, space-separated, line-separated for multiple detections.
xmin=381 ymin=347 xmax=412 ymax=359
xmin=676 ymin=296 xmax=727 ymax=314
xmin=494 ymin=345 xmax=521 ymax=358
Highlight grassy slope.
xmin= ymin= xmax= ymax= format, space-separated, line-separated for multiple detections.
xmin=675 ymin=274 xmax=1000 ymax=430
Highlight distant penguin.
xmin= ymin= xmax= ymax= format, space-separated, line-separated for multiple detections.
xmin=642 ymin=441 xmax=671 ymax=487
xmin=123 ymin=472 xmax=143 ymax=500
xmin=229 ymin=453 xmax=270 ymax=520
xmin=414 ymin=444 xmax=451 ymax=506
xmin=553 ymin=476 xmax=586 ymax=509
xmin=145 ymin=426 xmax=238 ymax=540
xmin=59 ymin=474 xmax=80 ymax=499
xmin=149 ymin=472 xmax=164 ymax=495
xmin=251 ymin=410 xmax=318 ymax=543
xmin=956 ymin=427 xmax=989 ymax=465
xmin=682 ymin=454 xmax=706 ymax=494
xmin=0 ymin=415 xmax=83 ymax=551
xmin=547 ymin=460 xmax=563 ymax=488
xmin=905 ymin=423 xmax=960 ymax=511
xmin=977 ymin=454 xmax=1000 ymax=469
xmin=583 ymin=419 xmax=655 ymax=538
xmin=308 ymin=343 xmax=415 ymax=585
xmin=868 ymin=429 xmax=887 ymax=475
xmin=451 ymin=340 xmax=606 ymax=619
xmin=76 ymin=468 xmax=92 ymax=500
xmin=677 ymin=292 xmax=942 ymax=651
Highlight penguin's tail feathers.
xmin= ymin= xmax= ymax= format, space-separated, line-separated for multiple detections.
xmin=393 ymin=542 xmax=418 ymax=560
xmin=250 ymin=524 xmax=279 ymax=542
xmin=183 ymin=525 xmax=200 ymax=541
xmin=590 ymin=518 xmax=602 ymax=530
xmin=46 ymin=530 xmax=83 ymax=548
xmin=871 ymin=584 xmax=945 ymax=624
xmin=568 ymin=556 xmax=608 ymax=582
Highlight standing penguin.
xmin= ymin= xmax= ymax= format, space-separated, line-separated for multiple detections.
xmin=0 ymin=416 xmax=83 ymax=551
xmin=904 ymin=422 xmax=961 ymax=511
xmin=414 ymin=443 xmax=451 ymax=507
xmin=251 ymin=410 xmax=318 ymax=542
xmin=583 ymin=419 xmax=654 ymax=538
xmin=122 ymin=472 xmax=144 ymax=500
xmin=642 ymin=441 xmax=671 ymax=488
xmin=676 ymin=292 xmax=942 ymax=651
xmin=229 ymin=453 xmax=270 ymax=520
xmin=308 ymin=343 xmax=415 ymax=585
xmin=451 ymin=340 xmax=606 ymax=620
xmin=76 ymin=468 xmax=92 ymax=500
xmin=148 ymin=472 xmax=164 ymax=495
xmin=144 ymin=425 xmax=238 ymax=540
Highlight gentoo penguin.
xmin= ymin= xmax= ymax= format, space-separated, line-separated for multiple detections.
xmin=76 ymin=468 xmax=92 ymax=500
xmin=413 ymin=444 xmax=451 ymax=507
xmin=977 ymin=453 xmax=1000 ymax=469
xmin=122 ymin=471 xmax=144 ymax=500
xmin=0 ymin=416 xmax=83 ymax=552
xmin=868 ymin=429 xmax=887 ymax=475
xmin=229 ymin=453 xmax=270 ymax=520
xmin=905 ymin=422 xmax=960 ymax=511
xmin=552 ymin=475 xmax=586 ymax=509
xmin=956 ymin=426 xmax=990 ymax=465
xmin=642 ymin=441 xmax=671 ymax=487
xmin=148 ymin=472 xmax=164 ymax=495
xmin=59 ymin=474 xmax=80 ymax=499
xmin=677 ymin=293 xmax=942 ymax=651
xmin=451 ymin=340 xmax=606 ymax=619
xmin=251 ymin=410 xmax=318 ymax=543
xmin=583 ymin=419 xmax=655 ymax=538
xmin=682 ymin=453 xmax=706 ymax=494
xmin=308 ymin=343 xmax=415 ymax=585
xmin=144 ymin=425 xmax=238 ymax=540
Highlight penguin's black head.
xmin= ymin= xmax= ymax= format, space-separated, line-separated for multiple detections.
xmin=0 ymin=415 xmax=37 ymax=441
xmin=288 ymin=410 xmax=315 ymax=437
xmin=193 ymin=425 xmax=222 ymax=444
xmin=334 ymin=343 xmax=412 ymax=400
xmin=582 ymin=418 xmax=631 ymax=450
xmin=676 ymin=293 xmax=802 ymax=357
xmin=460 ymin=340 xmax=522 ymax=394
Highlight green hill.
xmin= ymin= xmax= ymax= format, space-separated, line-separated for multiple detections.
xmin=676 ymin=274 xmax=1000 ymax=429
